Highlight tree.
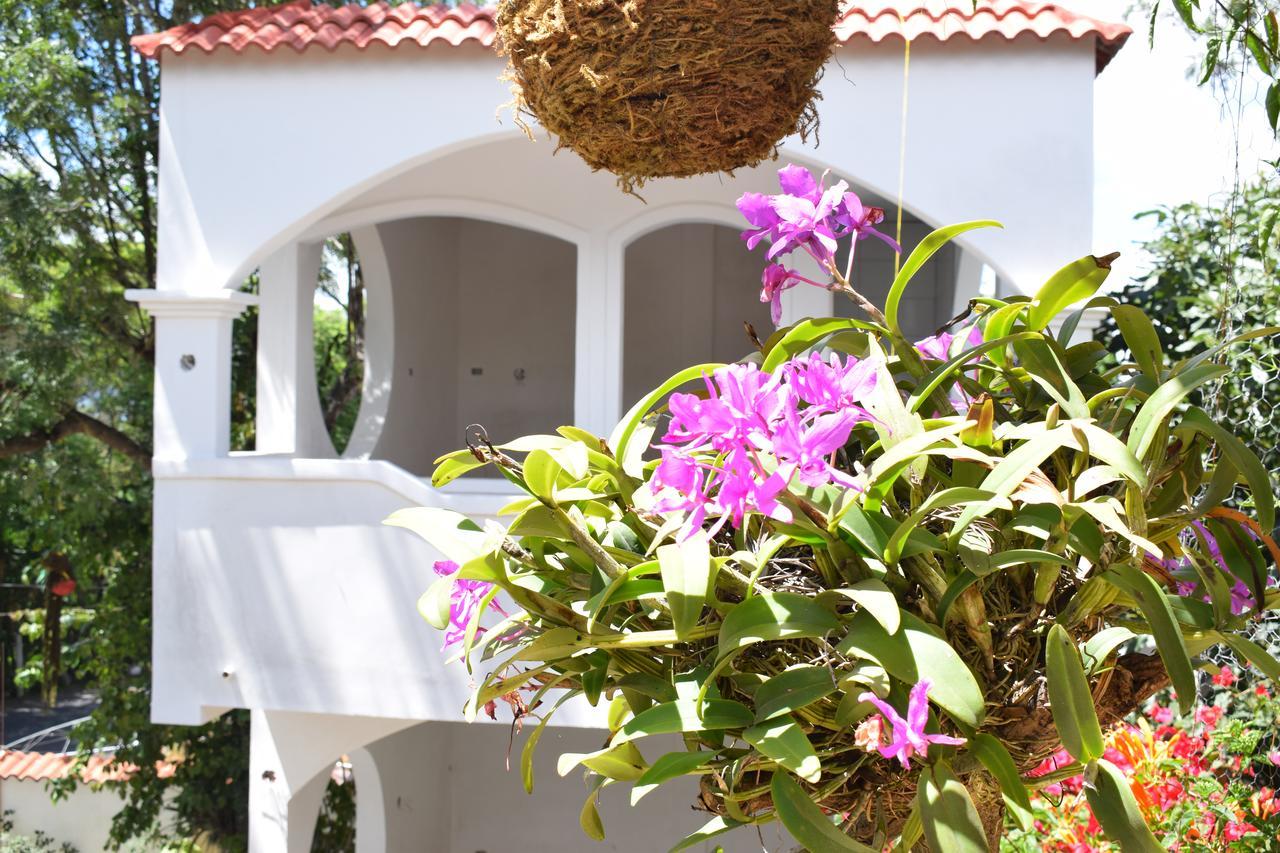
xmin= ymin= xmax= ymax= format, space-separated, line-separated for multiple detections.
xmin=0 ymin=1 xmax=363 ymax=847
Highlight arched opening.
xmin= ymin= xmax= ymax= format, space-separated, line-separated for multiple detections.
xmin=621 ymin=222 xmax=771 ymax=410
xmin=368 ymin=217 xmax=578 ymax=475
xmin=314 ymin=234 xmax=368 ymax=456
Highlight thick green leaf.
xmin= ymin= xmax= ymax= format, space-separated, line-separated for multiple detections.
xmin=761 ymin=317 xmax=883 ymax=372
xmin=612 ymin=699 xmax=753 ymax=744
xmin=968 ymin=733 xmax=1033 ymax=825
xmin=916 ymin=761 xmax=987 ymax=853
xmin=609 ymin=362 xmax=726 ymax=472
xmin=431 ymin=448 xmax=489 ymax=487
xmin=522 ymin=449 xmax=562 ymax=501
xmin=1046 ymin=624 xmax=1105 ymax=763
xmin=1219 ymin=633 xmax=1280 ymax=683
xmin=383 ymin=507 xmax=484 ymax=563
xmin=668 ymin=816 xmax=752 ymax=852
xmin=1080 ymin=627 xmax=1137 ymax=675
xmin=743 ymin=716 xmax=822 ymax=782
xmin=936 ymin=570 xmax=980 ymax=626
xmin=821 ymin=579 xmax=901 ymax=634
xmin=716 ymin=592 xmax=841 ymax=661
xmin=658 ymin=535 xmax=714 ymax=641
xmin=558 ymin=741 xmax=648 ymax=781
xmin=520 ymin=690 xmax=580 ymax=794
xmin=1027 ymin=254 xmax=1113 ymax=331
xmin=836 ymin=610 xmax=985 ymax=727
xmin=631 ymin=751 xmax=712 ymax=806
xmin=1084 ymin=759 xmax=1163 ymax=852
xmin=1112 ymin=305 xmax=1165 ymax=382
xmin=1180 ymin=407 xmax=1275 ymax=531
xmin=770 ymin=772 xmax=877 ymax=852
xmin=579 ymin=788 xmax=606 ymax=841
xmin=754 ymin=666 xmax=838 ymax=722
xmin=416 ymin=574 xmax=453 ymax=630
xmin=1103 ymin=563 xmax=1197 ymax=711
xmin=885 ymin=488 xmax=998 ymax=563
xmin=1126 ymin=363 xmax=1229 ymax=460
xmin=959 ymin=548 xmax=1073 ymax=578
xmin=885 ymin=221 xmax=1002 ymax=335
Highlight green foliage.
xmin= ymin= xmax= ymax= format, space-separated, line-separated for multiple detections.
xmin=399 ymin=221 xmax=1280 ymax=849
xmin=1095 ymin=178 xmax=1280 ymax=503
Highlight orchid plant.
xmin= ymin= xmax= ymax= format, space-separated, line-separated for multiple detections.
xmin=388 ymin=165 xmax=1280 ymax=851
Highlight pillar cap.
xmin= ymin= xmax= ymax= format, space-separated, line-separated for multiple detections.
xmin=125 ymin=289 xmax=258 ymax=319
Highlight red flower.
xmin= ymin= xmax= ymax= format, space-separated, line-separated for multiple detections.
xmin=1151 ymin=704 xmax=1174 ymax=724
xmin=1196 ymin=705 xmax=1224 ymax=729
xmin=1223 ymin=820 xmax=1258 ymax=842
xmin=1257 ymin=683 xmax=1271 ymax=698
xmin=1212 ymin=666 xmax=1236 ymax=687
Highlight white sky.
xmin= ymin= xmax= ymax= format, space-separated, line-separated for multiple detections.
xmin=1072 ymin=1 xmax=1276 ymax=285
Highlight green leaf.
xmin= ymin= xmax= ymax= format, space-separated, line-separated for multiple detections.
xmin=382 ymin=507 xmax=484 ymax=563
xmin=753 ymin=665 xmax=838 ymax=722
xmin=1045 ymin=624 xmax=1105 ymax=763
xmin=1084 ymin=759 xmax=1163 ymax=852
xmin=558 ymin=741 xmax=648 ymax=781
xmin=1126 ymin=363 xmax=1229 ymax=460
xmin=916 ymin=761 xmax=988 ymax=853
xmin=906 ymin=332 xmax=1040 ymax=414
xmin=631 ymin=751 xmax=712 ymax=805
xmin=1027 ymin=254 xmax=1114 ymax=331
xmin=1103 ymin=563 xmax=1197 ymax=712
xmin=579 ymin=788 xmax=606 ymax=841
xmin=1171 ymin=0 xmax=1201 ymax=33
xmin=770 ymin=772 xmax=877 ymax=852
xmin=609 ymin=363 xmax=726 ymax=472
xmin=959 ymin=548 xmax=1073 ymax=578
xmin=936 ymin=570 xmax=980 ymax=626
xmin=1179 ymin=407 xmax=1275 ymax=531
xmin=522 ymin=449 xmax=562 ymax=501
xmin=1112 ymin=305 xmax=1165 ymax=382
xmin=416 ymin=575 xmax=453 ymax=630
xmin=836 ymin=610 xmax=985 ymax=728
xmin=612 ymin=699 xmax=753 ymax=744
xmin=431 ymin=448 xmax=488 ymax=487
xmin=668 ymin=816 xmax=752 ymax=852
xmin=1219 ymin=633 xmax=1280 ymax=682
xmin=968 ymin=733 xmax=1033 ymax=825
xmin=657 ymin=535 xmax=714 ymax=641
xmin=1081 ymin=627 xmax=1137 ymax=675
xmin=886 ymin=488 xmax=999 ymax=563
xmin=885 ymin=221 xmax=1003 ymax=335
xmin=1268 ymin=81 xmax=1280 ymax=132
xmin=821 ymin=579 xmax=901 ymax=634
xmin=716 ymin=592 xmax=841 ymax=661
xmin=1247 ymin=29 xmax=1274 ymax=75
xmin=761 ymin=317 xmax=883 ymax=372
xmin=743 ymin=716 xmax=822 ymax=782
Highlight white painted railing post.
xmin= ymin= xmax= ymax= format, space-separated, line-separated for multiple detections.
xmin=126 ymin=289 xmax=257 ymax=461
xmin=256 ymin=242 xmax=335 ymax=458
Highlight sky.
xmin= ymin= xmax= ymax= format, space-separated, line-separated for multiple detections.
xmin=1072 ymin=1 xmax=1276 ymax=285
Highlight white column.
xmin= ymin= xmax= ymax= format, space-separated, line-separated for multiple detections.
xmin=580 ymin=233 xmax=616 ymax=436
xmin=255 ymin=243 xmax=335 ymax=458
xmin=125 ymin=289 xmax=257 ymax=461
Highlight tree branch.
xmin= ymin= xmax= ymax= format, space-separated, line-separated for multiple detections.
xmin=0 ymin=410 xmax=151 ymax=468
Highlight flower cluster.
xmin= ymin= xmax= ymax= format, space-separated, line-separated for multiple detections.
xmin=737 ymin=165 xmax=899 ymax=324
xmin=432 ymin=560 xmax=508 ymax=649
xmin=644 ymin=355 xmax=877 ymax=539
xmin=854 ymin=679 xmax=966 ymax=769
xmin=1010 ymin=666 xmax=1280 ymax=852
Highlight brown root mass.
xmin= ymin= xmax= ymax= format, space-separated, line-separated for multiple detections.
xmin=496 ymin=0 xmax=840 ymax=192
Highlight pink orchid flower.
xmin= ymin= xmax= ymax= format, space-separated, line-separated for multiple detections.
xmin=433 ymin=560 xmax=507 ymax=649
xmin=858 ymin=679 xmax=966 ymax=769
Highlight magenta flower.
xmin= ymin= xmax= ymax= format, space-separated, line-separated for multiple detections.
xmin=770 ymin=407 xmax=861 ymax=490
xmin=782 ymin=352 xmax=878 ymax=420
xmin=760 ymin=263 xmax=801 ymax=326
xmin=737 ymin=192 xmax=782 ymax=251
xmin=433 ymin=560 xmax=508 ymax=649
xmin=858 ymin=680 xmax=966 ymax=769
xmin=915 ymin=324 xmax=984 ymax=413
xmin=1171 ymin=520 xmax=1273 ymax=615
xmin=833 ymin=193 xmax=900 ymax=255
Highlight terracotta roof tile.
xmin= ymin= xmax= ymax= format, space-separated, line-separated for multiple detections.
xmin=0 ymin=749 xmax=177 ymax=783
xmin=132 ymin=1 xmax=1129 ymax=72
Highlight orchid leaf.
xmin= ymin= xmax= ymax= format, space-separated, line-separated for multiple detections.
xmin=1046 ymin=624 xmax=1105 ymax=763
xmin=885 ymin=220 xmax=1002 ymax=336
xmin=1085 ymin=759 xmax=1163 ymax=851
xmin=631 ymin=751 xmax=713 ymax=806
xmin=916 ymin=760 xmax=988 ymax=853
xmin=612 ymin=699 xmax=753 ymax=744
xmin=743 ymin=716 xmax=822 ymax=782
xmin=753 ymin=665 xmax=838 ymax=722
xmin=716 ymin=592 xmax=841 ymax=661
xmin=657 ymin=534 xmax=714 ymax=641
xmin=770 ymin=772 xmax=877 ymax=852
xmin=1103 ymin=563 xmax=1196 ymax=712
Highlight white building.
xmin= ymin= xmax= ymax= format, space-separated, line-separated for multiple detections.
xmin=123 ymin=2 xmax=1128 ymax=850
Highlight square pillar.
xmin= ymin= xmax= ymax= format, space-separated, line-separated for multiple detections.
xmin=126 ymin=289 xmax=257 ymax=461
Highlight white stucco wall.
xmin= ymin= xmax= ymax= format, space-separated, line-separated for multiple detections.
xmin=1 ymin=778 xmax=122 ymax=852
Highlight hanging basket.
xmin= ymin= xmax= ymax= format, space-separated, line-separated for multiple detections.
xmin=496 ymin=0 xmax=840 ymax=191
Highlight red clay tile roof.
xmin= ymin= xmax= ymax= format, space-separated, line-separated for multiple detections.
xmin=0 ymin=749 xmax=177 ymax=783
xmin=131 ymin=1 xmax=1129 ymax=73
